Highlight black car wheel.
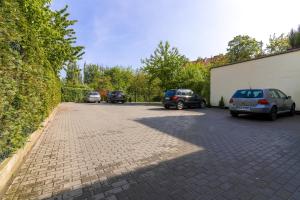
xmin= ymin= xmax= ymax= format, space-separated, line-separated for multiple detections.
xmin=164 ymin=105 xmax=170 ymax=109
xmin=199 ymin=101 xmax=206 ymax=108
xmin=230 ymin=111 xmax=239 ymax=117
xmin=290 ymin=104 xmax=296 ymax=116
xmin=269 ymin=106 xmax=278 ymax=121
xmin=176 ymin=101 xmax=184 ymax=110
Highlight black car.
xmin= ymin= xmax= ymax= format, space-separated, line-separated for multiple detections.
xmin=107 ymin=91 xmax=127 ymax=103
xmin=163 ymin=89 xmax=206 ymax=110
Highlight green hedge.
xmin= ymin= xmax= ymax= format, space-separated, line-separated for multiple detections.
xmin=0 ymin=0 xmax=83 ymax=162
xmin=62 ymin=87 xmax=91 ymax=103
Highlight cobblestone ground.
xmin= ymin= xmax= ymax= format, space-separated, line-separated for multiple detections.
xmin=3 ymin=103 xmax=300 ymax=200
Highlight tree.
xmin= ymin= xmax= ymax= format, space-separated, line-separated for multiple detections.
xmin=288 ymin=25 xmax=300 ymax=49
xmin=266 ymin=34 xmax=290 ymax=54
xmin=65 ymin=63 xmax=82 ymax=86
xmin=142 ymin=41 xmax=188 ymax=90
xmin=177 ymin=63 xmax=210 ymax=100
xmin=83 ymin=64 xmax=106 ymax=89
xmin=227 ymin=35 xmax=263 ymax=63
xmin=127 ymin=69 xmax=148 ymax=102
xmin=104 ymin=66 xmax=134 ymax=91
xmin=196 ymin=54 xmax=230 ymax=68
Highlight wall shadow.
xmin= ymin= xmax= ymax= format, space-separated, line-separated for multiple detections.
xmin=46 ymin=111 xmax=300 ymax=200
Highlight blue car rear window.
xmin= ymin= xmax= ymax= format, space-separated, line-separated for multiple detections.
xmin=233 ymin=90 xmax=263 ymax=98
xmin=165 ymin=90 xmax=176 ymax=97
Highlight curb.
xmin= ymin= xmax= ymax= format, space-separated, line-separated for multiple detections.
xmin=0 ymin=104 xmax=60 ymax=197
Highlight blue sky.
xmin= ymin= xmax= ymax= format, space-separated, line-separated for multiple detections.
xmin=51 ymin=0 xmax=300 ymax=68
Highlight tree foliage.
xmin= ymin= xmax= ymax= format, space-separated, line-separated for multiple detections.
xmin=142 ymin=41 xmax=188 ymax=90
xmin=288 ymin=25 xmax=300 ymax=49
xmin=64 ymin=62 xmax=83 ymax=86
xmin=196 ymin=54 xmax=230 ymax=67
xmin=266 ymin=34 xmax=290 ymax=54
xmin=83 ymin=64 xmax=103 ymax=86
xmin=177 ymin=63 xmax=210 ymax=100
xmin=104 ymin=67 xmax=134 ymax=91
xmin=0 ymin=0 xmax=83 ymax=161
xmin=227 ymin=35 xmax=263 ymax=63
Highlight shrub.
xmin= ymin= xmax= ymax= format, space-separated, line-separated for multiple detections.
xmin=219 ymin=96 xmax=225 ymax=108
xmin=61 ymin=87 xmax=92 ymax=103
xmin=0 ymin=0 xmax=83 ymax=162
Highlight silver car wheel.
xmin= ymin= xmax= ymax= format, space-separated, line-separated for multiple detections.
xmin=177 ymin=101 xmax=184 ymax=110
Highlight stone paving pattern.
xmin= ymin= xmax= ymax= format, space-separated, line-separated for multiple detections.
xmin=3 ymin=103 xmax=300 ymax=200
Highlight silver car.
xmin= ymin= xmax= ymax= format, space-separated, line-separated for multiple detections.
xmin=86 ymin=91 xmax=101 ymax=103
xmin=229 ymin=89 xmax=296 ymax=120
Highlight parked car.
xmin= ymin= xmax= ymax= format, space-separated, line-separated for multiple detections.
xmin=163 ymin=89 xmax=206 ymax=110
xmin=107 ymin=91 xmax=127 ymax=103
xmin=86 ymin=91 xmax=101 ymax=103
xmin=229 ymin=88 xmax=296 ymax=120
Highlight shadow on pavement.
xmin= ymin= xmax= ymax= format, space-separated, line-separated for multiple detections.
xmin=47 ymin=109 xmax=300 ymax=200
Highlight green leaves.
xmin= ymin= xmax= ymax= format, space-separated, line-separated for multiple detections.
xmin=227 ymin=35 xmax=263 ymax=63
xmin=0 ymin=0 xmax=83 ymax=162
xmin=142 ymin=41 xmax=188 ymax=90
xmin=61 ymin=87 xmax=91 ymax=103
xmin=266 ymin=34 xmax=290 ymax=54
xmin=288 ymin=25 xmax=300 ymax=49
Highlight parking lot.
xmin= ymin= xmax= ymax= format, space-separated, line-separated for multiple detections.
xmin=3 ymin=103 xmax=300 ymax=200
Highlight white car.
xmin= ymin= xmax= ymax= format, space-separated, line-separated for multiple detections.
xmin=86 ymin=91 xmax=101 ymax=103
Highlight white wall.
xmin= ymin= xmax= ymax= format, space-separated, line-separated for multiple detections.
xmin=211 ymin=50 xmax=300 ymax=110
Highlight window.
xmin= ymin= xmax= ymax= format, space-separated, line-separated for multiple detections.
xmin=186 ymin=91 xmax=193 ymax=96
xmin=276 ymin=90 xmax=287 ymax=99
xmin=165 ymin=90 xmax=176 ymax=97
xmin=233 ymin=90 xmax=263 ymax=98
xmin=89 ymin=92 xmax=99 ymax=96
xmin=269 ymin=90 xmax=279 ymax=99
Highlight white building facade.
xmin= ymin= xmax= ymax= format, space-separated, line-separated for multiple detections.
xmin=211 ymin=50 xmax=300 ymax=110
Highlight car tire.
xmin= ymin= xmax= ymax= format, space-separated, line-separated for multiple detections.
xmin=230 ymin=111 xmax=239 ymax=117
xmin=199 ymin=101 xmax=206 ymax=108
xmin=98 ymin=101 xmax=101 ymax=103
xmin=164 ymin=105 xmax=170 ymax=109
xmin=269 ymin=106 xmax=278 ymax=121
xmin=176 ymin=101 xmax=184 ymax=110
xmin=290 ymin=104 xmax=296 ymax=116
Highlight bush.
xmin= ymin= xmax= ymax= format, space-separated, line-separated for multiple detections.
xmin=61 ymin=87 xmax=92 ymax=103
xmin=0 ymin=0 xmax=83 ymax=162
xmin=219 ymin=96 xmax=225 ymax=108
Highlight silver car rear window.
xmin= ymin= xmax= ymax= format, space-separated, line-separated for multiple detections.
xmin=233 ymin=90 xmax=263 ymax=98
xmin=89 ymin=92 xmax=99 ymax=95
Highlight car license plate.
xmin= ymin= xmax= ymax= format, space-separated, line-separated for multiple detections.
xmin=165 ymin=97 xmax=170 ymax=100
xmin=238 ymin=106 xmax=250 ymax=111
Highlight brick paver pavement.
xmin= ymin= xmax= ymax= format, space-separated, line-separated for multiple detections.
xmin=3 ymin=103 xmax=300 ymax=200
